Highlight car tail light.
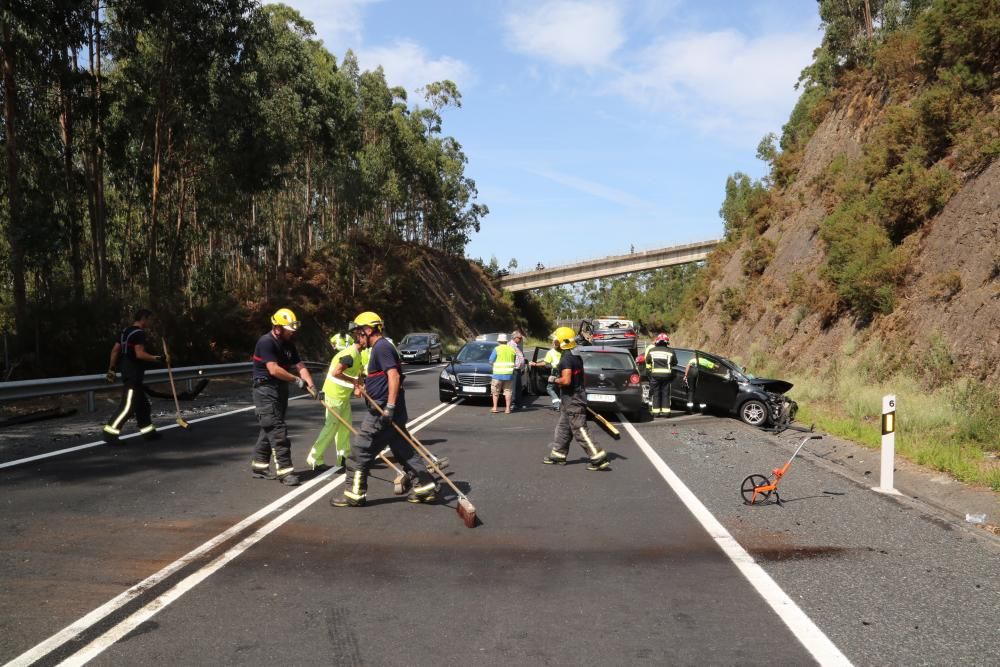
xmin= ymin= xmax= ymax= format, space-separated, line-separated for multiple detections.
xmin=624 ymin=331 xmax=636 ymax=338
xmin=591 ymin=333 xmax=606 ymax=339
xmin=629 ymin=373 xmax=640 ymax=384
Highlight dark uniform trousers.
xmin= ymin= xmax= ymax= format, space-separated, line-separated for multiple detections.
xmin=649 ymin=374 xmax=672 ymax=413
xmin=685 ymin=366 xmax=700 ymax=408
xmin=548 ymin=390 xmax=604 ymax=461
xmin=105 ymin=377 xmax=153 ymax=435
xmin=344 ymin=405 xmax=428 ymax=489
xmin=252 ymin=381 xmax=294 ymax=474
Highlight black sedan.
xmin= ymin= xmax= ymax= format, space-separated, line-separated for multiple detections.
xmin=638 ymin=347 xmax=797 ymax=427
xmin=398 ymin=332 xmax=442 ymax=364
xmin=439 ymin=340 xmax=526 ymax=403
xmin=529 ymin=345 xmax=650 ymax=421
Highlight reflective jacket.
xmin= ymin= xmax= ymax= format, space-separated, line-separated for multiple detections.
xmin=490 ymin=345 xmax=516 ymax=379
xmin=322 ymin=346 xmax=362 ymax=401
xmin=644 ymin=344 xmax=674 ymax=376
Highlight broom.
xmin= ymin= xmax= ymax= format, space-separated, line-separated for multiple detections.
xmin=162 ymin=339 xmax=190 ymax=429
xmin=586 ymin=407 xmax=620 ymax=439
xmin=316 ymin=395 xmax=409 ymax=495
xmin=361 ymin=388 xmax=477 ymax=528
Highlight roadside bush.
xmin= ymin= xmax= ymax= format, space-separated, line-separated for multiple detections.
xmin=820 ymin=204 xmax=908 ymax=322
xmin=741 ymin=237 xmax=776 ymax=277
xmin=873 ymin=30 xmax=922 ymax=91
xmin=870 ymin=160 xmax=957 ymax=244
xmin=952 ymin=96 xmax=1000 ymax=174
xmin=718 ymin=286 xmax=745 ymax=324
xmin=719 ymin=173 xmax=772 ymax=239
xmin=931 ymin=271 xmax=962 ymax=300
xmin=781 ymin=84 xmax=832 ymax=152
xmin=864 ymin=105 xmax=925 ymax=181
xmin=914 ymin=76 xmax=980 ymax=162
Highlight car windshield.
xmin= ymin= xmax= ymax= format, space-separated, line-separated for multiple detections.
xmin=722 ymin=357 xmax=755 ymax=380
xmin=455 ymin=342 xmax=497 ymax=363
xmin=579 ymin=351 xmax=636 ymax=371
xmin=401 ymin=335 xmax=429 ymax=346
xmin=594 ymin=319 xmax=633 ymax=329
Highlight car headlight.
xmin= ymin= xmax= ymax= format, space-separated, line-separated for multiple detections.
xmin=440 ymin=370 xmax=457 ymax=383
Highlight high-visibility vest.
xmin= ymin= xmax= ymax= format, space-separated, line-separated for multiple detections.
xmin=543 ymin=349 xmax=561 ymax=366
xmin=644 ymin=345 xmax=674 ymax=375
xmin=323 ymin=347 xmax=362 ymax=400
xmin=492 ymin=344 xmax=516 ymax=377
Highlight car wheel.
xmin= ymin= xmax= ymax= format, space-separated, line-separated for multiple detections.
xmin=739 ymin=399 xmax=769 ymax=426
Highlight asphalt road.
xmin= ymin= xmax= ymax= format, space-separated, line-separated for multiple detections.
xmin=1 ymin=365 xmax=997 ymax=666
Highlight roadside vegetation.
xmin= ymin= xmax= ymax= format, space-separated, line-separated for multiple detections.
xmin=713 ymin=0 xmax=1000 ymax=489
xmin=0 ymin=2 xmax=486 ymax=376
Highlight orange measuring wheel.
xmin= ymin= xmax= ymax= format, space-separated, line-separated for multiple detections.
xmin=740 ymin=435 xmax=822 ymax=505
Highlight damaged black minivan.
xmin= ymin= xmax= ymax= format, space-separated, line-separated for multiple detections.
xmin=639 ymin=347 xmax=797 ymax=427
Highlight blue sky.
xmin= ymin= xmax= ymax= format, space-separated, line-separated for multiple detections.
xmin=282 ymin=0 xmax=822 ymax=270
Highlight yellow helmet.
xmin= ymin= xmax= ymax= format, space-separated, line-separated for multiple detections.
xmin=351 ymin=311 xmax=383 ymax=329
xmin=271 ymin=308 xmax=300 ymax=331
xmin=552 ymin=326 xmax=577 ymax=350
xmin=329 ymin=333 xmax=353 ymax=349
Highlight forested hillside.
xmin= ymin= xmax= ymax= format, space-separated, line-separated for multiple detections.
xmin=673 ymin=0 xmax=998 ymax=486
xmin=0 ymin=2 xmax=487 ymax=376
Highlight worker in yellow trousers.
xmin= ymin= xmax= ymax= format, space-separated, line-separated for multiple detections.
xmin=307 ymin=332 xmax=362 ymax=471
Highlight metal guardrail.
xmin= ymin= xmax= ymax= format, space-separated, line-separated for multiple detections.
xmin=0 ymin=361 xmax=327 ymax=412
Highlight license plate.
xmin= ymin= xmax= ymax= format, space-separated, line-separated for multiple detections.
xmin=461 ymin=386 xmax=487 ymax=394
xmin=587 ymin=393 xmax=616 ymax=403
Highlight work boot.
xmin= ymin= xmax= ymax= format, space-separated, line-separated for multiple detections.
xmin=331 ymin=490 xmax=366 ymax=507
xmin=278 ymin=472 xmax=300 ymax=486
xmin=406 ymin=471 xmax=437 ymax=504
xmin=333 ymin=470 xmax=368 ymax=507
xmin=251 ymin=461 xmax=274 ymax=480
xmin=101 ymin=428 xmax=121 ymax=445
xmin=587 ymin=451 xmax=611 ymax=471
xmin=542 ymin=450 xmax=568 ymax=465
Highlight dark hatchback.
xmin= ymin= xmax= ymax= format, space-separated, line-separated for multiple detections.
xmin=398 ymin=332 xmax=442 ymax=364
xmin=529 ymin=345 xmax=650 ymax=420
xmin=638 ymin=347 xmax=797 ymax=427
xmin=439 ymin=340 xmax=526 ymax=402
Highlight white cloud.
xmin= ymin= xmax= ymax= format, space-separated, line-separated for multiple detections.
xmin=504 ymin=0 xmax=625 ymax=68
xmin=358 ymin=40 xmax=474 ymax=95
xmin=614 ymin=27 xmax=818 ymax=137
xmin=532 ymin=167 xmax=652 ymax=209
xmin=285 ymin=0 xmax=379 ymax=52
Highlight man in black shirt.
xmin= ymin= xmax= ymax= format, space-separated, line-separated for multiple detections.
xmin=331 ymin=311 xmax=436 ymax=507
xmin=250 ymin=307 xmax=316 ymax=487
xmin=542 ymin=326 xmax=610 ymax=470
xmin=102 ymin=308 xmax=163 ymax=443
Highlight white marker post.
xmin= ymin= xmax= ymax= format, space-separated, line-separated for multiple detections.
xmin=873 ymin=394 xmax=901 ymax=495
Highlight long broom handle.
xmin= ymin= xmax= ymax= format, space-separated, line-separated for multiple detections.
xmin=317 ymin=395 xmax=359 ymax=436
xmin=359 ymin=387 xmax=468 ymax=502
xmin=317 ymin=395 xmax=404 ymax=476
xmin=162 ymin=339 xmax=182 ymax=415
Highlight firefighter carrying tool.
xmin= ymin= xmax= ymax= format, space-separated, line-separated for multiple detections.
xmin=102 ymin=308 xmax=164 ymax=444
xmin=644 ymin=333 xmax=674 ymax=417
xmin=331 ymin=311 xmax=437 ymax=507
xmin=249 ymin=308 xmax=316 ymax=487
xmin=542 ymin=326 xmax=611 ymax=471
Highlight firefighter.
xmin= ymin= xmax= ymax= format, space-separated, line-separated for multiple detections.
xmin=542 ymin=326 xmax=610 ymax=470
xmin=331 ymin=311 xmax=437 ymax=507
xmin=643 ymin=333 xmax=675 ymax=417
xmin=306 ymin=332 xmax=362 ymax=471
xmin=250 ymin=308 xmax=316 ymax=487
xmin=102 ymin=308 xmax=163 ymax=443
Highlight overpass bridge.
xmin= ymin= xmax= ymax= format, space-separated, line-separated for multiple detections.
xmin=498 ymin=239 xmax=721 ymax=291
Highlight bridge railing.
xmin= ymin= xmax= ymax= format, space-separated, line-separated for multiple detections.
xmin=0 ymin=361 xmax=328 ymax=412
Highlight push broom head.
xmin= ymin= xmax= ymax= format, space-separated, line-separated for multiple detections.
xmin=457 ymin=497 xmax=478 ymax=528
xmin=177 ymin=417 xmax=190 ymax=429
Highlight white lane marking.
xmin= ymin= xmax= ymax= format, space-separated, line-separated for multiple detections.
xmin=6 ymin=400 xmax=459 ymax=667
xmin=58 ymin=403 xmax=462 ymax=665
xmin=0 ymin=367 xmax=440 ymax=470
xmin=619 ymin=417 xmax=853 ymax=667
